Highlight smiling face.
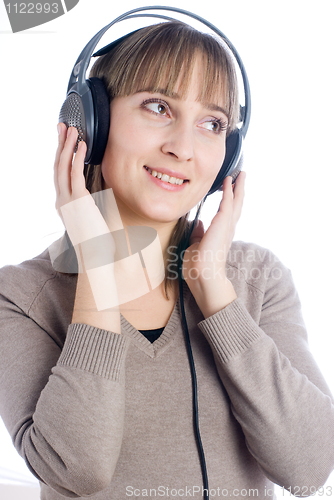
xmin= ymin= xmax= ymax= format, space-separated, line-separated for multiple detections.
xmin=101 ymin=56 xmax=229 ymax=227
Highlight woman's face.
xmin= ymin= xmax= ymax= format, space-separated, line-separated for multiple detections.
xmin=101 ymin=57 xmax=228 ymax=226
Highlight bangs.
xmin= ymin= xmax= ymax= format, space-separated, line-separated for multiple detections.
xmin=90 ymin=22 xmax=239 ymax=132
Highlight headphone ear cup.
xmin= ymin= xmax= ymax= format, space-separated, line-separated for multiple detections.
xmin=59 ymin=77 xmax=110 ymax=165
xmin=59 ymin=91 xmax=87 ymax=150
xmin=86 ymin=77 xmax=110 ymax=165
xmin=207 ymin=129 xmax=243 ymax=195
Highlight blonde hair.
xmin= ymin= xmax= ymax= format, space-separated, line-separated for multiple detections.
xmin=85 ymin=21 xmax=240 ymax=296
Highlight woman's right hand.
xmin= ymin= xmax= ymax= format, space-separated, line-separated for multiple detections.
xmin=54 ymin=123 xmax=112 ymax=246
xmin=54 ymin=123 xmax=88 ymax=214
xmin=54 ymin=124 xmax=120 ymax=331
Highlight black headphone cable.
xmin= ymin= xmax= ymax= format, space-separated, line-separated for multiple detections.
xmin=178 ymin=207 xmax=209 ymax=500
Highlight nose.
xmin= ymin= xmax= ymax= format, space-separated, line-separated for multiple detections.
xmin=161 ymin=122 xmax=194 ymax=162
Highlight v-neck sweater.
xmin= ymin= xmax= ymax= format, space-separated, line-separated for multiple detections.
xmin=0 ymin=240 xmax=333 ymax=500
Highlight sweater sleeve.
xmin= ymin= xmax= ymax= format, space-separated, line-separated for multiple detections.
xmin=197 ymin=252 xmax=334 ymax=493
xmin=0 ymin=288 xmax=128 ymax=498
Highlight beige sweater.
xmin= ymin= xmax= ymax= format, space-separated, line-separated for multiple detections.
xmin=0 ymin=240 xmax=333 ymax=500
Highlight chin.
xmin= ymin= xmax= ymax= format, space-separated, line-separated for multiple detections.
xmin=139 ymin=206 xmax=183 ymax=225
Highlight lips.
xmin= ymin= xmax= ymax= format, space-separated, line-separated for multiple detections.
xmin=143 ymin=166 xmax=188 ymax=192
xmin=144 ymin=166 xmax=189 ymax=185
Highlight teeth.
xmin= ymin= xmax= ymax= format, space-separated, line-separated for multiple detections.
xmin=145 ymin=167 xmax=185 ymax=185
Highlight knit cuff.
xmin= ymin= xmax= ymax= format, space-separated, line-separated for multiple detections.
xmin=58 ymin=323 xmax=128 ymax=381
xmin=198 ymin=298 xmax=263 ymax=364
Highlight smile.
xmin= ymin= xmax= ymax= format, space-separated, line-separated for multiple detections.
xmin=144 ymin=166 xmax=187 ymax=185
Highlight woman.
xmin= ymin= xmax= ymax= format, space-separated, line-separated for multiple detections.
xmin=0 ymin=19 xmax=333 ymax=500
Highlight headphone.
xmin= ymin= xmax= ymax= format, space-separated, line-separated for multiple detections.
xmin=59 ymin=5 xmax=251 ymax=196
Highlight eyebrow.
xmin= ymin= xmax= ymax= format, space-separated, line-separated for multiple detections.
xmin=204 ymin=102 xmax=229 ymax=117
xmin=137 ymin=88 xmax=229 ymax=118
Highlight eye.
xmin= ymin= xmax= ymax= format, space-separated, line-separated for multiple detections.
xmin=142 ymin=99 xmax=169 ymax=117
xmin=201 ymin=118 xmax=228 ymax=135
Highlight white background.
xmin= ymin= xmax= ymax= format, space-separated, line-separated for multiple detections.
xmin=0 ymin=0 xmax=333 ymax=495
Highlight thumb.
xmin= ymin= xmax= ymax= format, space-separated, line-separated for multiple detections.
xmin=189 ymin=219 xmax=205 ymax=247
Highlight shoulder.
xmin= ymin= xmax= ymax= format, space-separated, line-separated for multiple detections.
xmin=0 ymin=241 xmax=77 ymax=350
xmin=227 ymin=240 xmax=292 ymax=292
xmin=226 ymin=241 xmax=298 ymax=324
xmin=227 ymin=240 xmax=283 ymax=268
xmin=0 ymin=241 xmax=76 ymax=318
xmin=0 ymin=248 xmax=56 ymax=310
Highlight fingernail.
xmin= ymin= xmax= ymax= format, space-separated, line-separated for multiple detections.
xmin=57 ymin=124 xmax=61 ymax=135
xmin=67 ymin=127 xmax=71 ymax=138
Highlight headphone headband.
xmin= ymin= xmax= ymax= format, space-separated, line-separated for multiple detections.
xmin=67 ymin=5 xmax=251 ymax=137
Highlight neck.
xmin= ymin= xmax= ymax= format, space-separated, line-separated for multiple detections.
xmin=110 ymin=195 xmax=179 ymax=257
xmin=115 ymin=204 xmax=181 ymax=319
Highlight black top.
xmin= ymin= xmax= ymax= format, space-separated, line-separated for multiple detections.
xmin=139 ymin=327 xmax=164 ymax=343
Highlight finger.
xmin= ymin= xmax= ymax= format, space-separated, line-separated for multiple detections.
xmin=218 ymin=176 xmax=234 ymax=217
xmin=231 ymin=171 xmax=246 ymax=224
xmin=57 ymin=126 xmax=79 ymax=197
xmin=71 ymin=140 xmax=88 ymax=198
xmin=205 ymin=177 xmax=234 ymax=249
xmin=233 ymin=170 xmax=246 ymax=198
xmin=202 ymin=175 xmax=244 ymax=262
xmin=53 ymin=122 xmax=67 ymax=197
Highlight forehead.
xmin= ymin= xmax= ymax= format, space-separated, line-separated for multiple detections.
xmin=134 ymin=52 xmax=229 ymax=112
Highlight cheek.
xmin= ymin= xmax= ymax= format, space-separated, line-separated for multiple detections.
xmin=104 ymin=117 xmax=154 ymax=165
xmin=200 ymin=142 xmax=226 ymax=182
xmin=100 ymin=133 xmax=123 ymax=189
xmin=101 ymin=124 xmax=134 ymax=177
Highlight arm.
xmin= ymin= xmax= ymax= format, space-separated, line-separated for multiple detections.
xmin=0 ymin=125 xmax=128 ymax=496
xmin=0 ymin=280 xmax=128 ymax=497
xmin=182 ymin=176 xmax=334 ymax=490
xmin=198 ymin=253 xmax=334 ymax=492
xmin=55 ymin=124 xmax=121 ymax=333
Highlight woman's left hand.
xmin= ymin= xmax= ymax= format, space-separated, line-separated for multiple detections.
xmin=182 ymin=172 xmax=246 ymax=318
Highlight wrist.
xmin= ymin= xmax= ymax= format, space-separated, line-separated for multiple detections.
xmin=72 ymin=270 xmax=121 ymax=334
xmin=189 ymin=279 xmax=237 ymax=319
